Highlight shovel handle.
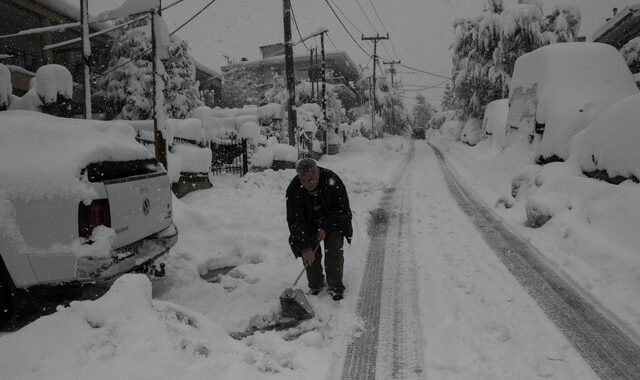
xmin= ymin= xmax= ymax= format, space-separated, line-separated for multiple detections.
xmin=292 ymin=243 xmax=320 ymax=288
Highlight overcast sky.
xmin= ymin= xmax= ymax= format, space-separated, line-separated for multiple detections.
xmin=90 ymin=0 xmax=638 ymax=107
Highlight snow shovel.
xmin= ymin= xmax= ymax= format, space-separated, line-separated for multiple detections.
xmin=279 ymin=245 xmax=318 ymax=320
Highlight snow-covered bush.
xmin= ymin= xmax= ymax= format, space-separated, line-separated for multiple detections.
xmin=460 ymin=118 xmax=482 ymax=146
xmin=271 ymin=143 xmax=298 ymax=163
xmin=525 ymin=192 xmax=572 ymax=228
xmin=620 ymin=37 xmax=640 ymax=86
xmin=440 ymin=119 xmax=464 ymax=141
xmin=572 ymin=93 xmax=640 ymax=182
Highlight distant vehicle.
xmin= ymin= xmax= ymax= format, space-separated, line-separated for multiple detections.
xmin=411 ymin=127 xmax=426 ymax=139
xmin=0 ymin=111 xmax=178 ymax=326
xmin=506 ymin=42 xmax=638 ymax=163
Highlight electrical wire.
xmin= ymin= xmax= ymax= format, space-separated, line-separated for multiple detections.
xmin=400 ymin=63 xmax=451 ymax=80
xmin=366 ymin=0 xmax=400 ymax=60
xmin=290 ymin=2 xmax=309 ymax=49
xmin=324 ymin=0 xmax=371 ymax=58
xmin=353 ymin=0 xmax=378 ymax=34
xmin=326 ymin=32 xmax=339 ymax=51
xmin=170 ymin=0 xmax=217 ymax=36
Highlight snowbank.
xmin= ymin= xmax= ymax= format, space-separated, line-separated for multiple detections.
xmin=0 ymin=275 xmax=268 ymax=380
xmin=440 ymin=119 xmax=465 ymax=141
xmin=572 ymin=93 xmax=640 ymax=181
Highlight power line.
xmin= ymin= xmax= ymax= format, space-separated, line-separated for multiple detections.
xmin=366 ymin=0 xmax=400 ymax=59
xmin=324 ymin=0 xmax=371 ymax=57
xmin=353 ymin=0 xmax=378 ymax=34
xmin=170 ymin=0 xmax=217 ymax=36
xmin=290 ymin=2 xmax=309 ymax=49
xmin=326 ymin=32 xmax=339 ymax=51
xmin=400 ymin=64 xmax=451 ymax=80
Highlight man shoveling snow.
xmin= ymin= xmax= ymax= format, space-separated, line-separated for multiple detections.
xmin=286 ymin=159 xmax=353 ymax=301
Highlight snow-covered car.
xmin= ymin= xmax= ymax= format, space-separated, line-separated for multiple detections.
xmin=506 ymin=42 xmax=638 ymax=163
xmin=572 ymin=93 xmax=640 ymax=183
xmin=0 ymin=111 xmax=178 ymax=325
xmin=481 ymin=99 xmax=508 ymax=148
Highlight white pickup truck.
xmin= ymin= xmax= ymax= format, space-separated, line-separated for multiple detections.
xmin=0 ymin=111 xmax=178 ymax=326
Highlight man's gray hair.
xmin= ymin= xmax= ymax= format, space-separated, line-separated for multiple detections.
xmin=296 ymin=158 xmax=318 ymax=176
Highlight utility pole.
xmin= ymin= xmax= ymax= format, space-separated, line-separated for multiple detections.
xmin=152 ymin=1 xmax=168 ymax=169
xmin=383 ymin=60 xmax=400 ymax=134
xmin=320 ymin=31 xmax=328 ymax=154
xmin=282 ymin=0 xmax=297 ymax=146
xmin=80 ymin=0 xmax=91 ymax=119
xmin=362 ymin=33 xmax=388 ymax=138
xmin=309 ymin=48 xmax=315 ymax=100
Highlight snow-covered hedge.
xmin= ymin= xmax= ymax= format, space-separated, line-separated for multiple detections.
xmin=572 ymin=93 xmax=640 ymax=182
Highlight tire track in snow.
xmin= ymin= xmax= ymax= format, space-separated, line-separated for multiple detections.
xmin=342 ymin=144 xmax=424 ymax=380
xmin=430 ymin=143 xmax=640 ymax=380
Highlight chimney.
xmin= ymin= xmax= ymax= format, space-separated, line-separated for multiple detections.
xmin=613 ymin=7 xmax=618 ymax=16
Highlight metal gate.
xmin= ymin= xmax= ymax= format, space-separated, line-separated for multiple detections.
xmin=210 ymin=138 xmax=248 ymax=176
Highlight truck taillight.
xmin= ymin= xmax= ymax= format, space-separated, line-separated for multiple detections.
xmin=78 ymin=199 xmax=111 ymax=239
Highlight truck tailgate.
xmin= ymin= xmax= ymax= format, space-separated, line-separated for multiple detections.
xmin=105 ymin=172 xmax=172 ymax=248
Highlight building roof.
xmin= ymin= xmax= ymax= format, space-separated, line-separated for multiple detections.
xmin=592 ymin=4 xmax=640 ymax=48
xmin=224 ymin=51 xmax=361 ymax=82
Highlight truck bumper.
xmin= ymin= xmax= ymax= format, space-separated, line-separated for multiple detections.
xmin=76 ymin=223 xmax=178 ymax=282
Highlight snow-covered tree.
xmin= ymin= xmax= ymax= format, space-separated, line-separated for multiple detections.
xmin=96 ymin=21 xmax=203 ymax=120
xmin=163 ymin=37 xmax=204 ymax=119
xmin=219 ymin=64 xmax=265 ymax=108
xmin=412 ymin=93 xmax=437 ymax=129
xmin=448 ymin=0 xmax=581 ymax=120
xmin=621 ymin=37 xmax=640 ymax=86
xmin=543 ymin=5 xmax=581 ymax=43
xmin=0 ymin=64 xmax=12 ymax=111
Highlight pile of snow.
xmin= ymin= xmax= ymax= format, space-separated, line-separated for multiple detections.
xmin=174 ymin=118 xmax=205 ymax=142
xmin=572 ymin=93 xmax=640 ymax=181
xmin=460 ymin=118 xmax=482 ymax=146
xmin=271 ymin=143 xmax=298 ymax=162
xmin=509 ymin=42 xmax=638 ymax=160
xmin=0 ymin=110 xmax=150 ymax=201
xmin=251 ymin=146 xmax=274 ymax=168
xmin=0 ymin=275 xmax=269 ymax=379
xmin=172 ymin=144 xmax=211 ymax=173
xmin=482 ymin=99 xmax=509 ymax=149
xmin=35 ymin=64 xmax=72 ymax=104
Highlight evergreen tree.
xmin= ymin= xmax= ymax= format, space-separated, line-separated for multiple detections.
xmin=163 ymin=36 xmax=204 ymax=119
xmin=412 ymin=93 xmax=436 ymax=129
xmin=96 ymin=21 xmax=203 ymax=120
xmin=219 ymin=63 xmax=265 ymax=108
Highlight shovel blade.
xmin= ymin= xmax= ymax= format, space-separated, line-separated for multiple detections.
xmin=279 ymin=288 xmax=314 ymax=320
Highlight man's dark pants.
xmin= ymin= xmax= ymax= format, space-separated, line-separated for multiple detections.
xmin=305 ymin=230 xmax=345 ymax=291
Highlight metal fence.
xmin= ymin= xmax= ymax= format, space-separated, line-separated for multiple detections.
xmin=210 ymin=138 xmax=248 ymax=176
xmin=135 ymin=132 xmax=249 ymax=177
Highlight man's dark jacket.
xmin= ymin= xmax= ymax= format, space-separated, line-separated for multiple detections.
xmin=286 ymin=167 xmax=353 ymax=257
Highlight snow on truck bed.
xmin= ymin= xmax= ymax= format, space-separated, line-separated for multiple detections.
xmin=0 ymin=110 xmax=151 ymax=201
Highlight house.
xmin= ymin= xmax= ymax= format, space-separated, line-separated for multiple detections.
xmin=593 ymin=4 xmax=640 ymax=50
xmin=221 ymin=43 xmax=362 ymax=110
xmin=194 ymin=60 xmax=222 ymax=108
xmin=0 ymin=0 xmax=223 ymax=116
